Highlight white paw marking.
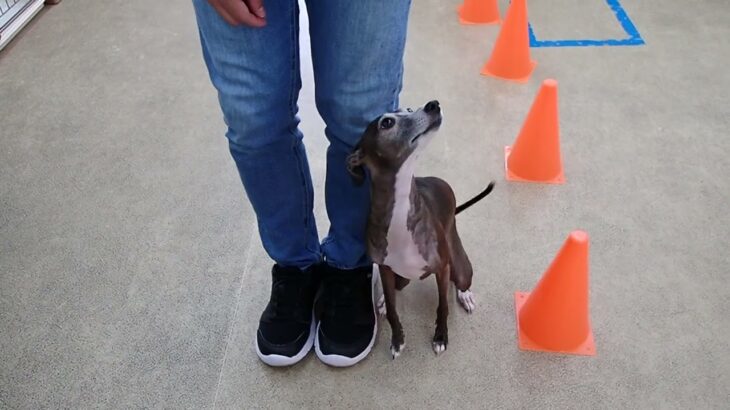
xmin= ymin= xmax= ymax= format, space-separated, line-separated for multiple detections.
xmin=390 ymin=343 xmax=405 ymax=359
xmin=376 ymin=294 xmax=386 ymax=316
xmin=432 ymin=341 xmax=446 ymax=355
xmin=457 ymin=289 xmax=476 ymax=313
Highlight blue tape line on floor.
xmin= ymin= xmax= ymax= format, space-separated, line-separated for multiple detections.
xmin=529 ymin=0 xmax=645 ymax=48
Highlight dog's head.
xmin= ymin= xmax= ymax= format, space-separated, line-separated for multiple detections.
xmin=347 ymin=100 xmax=442 ymax=184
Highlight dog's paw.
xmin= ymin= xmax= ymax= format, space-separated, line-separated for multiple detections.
xmin=376 ymin=294 xmax=387 ymax=316
xmin=390 ymin=343 xmax=405 ymax=359
xmin=432 ymin=331 xmax=448 ymax=355
xmin=457 ymin=289 xmax=476 ymax=313
xmin=432 ymin=341 xmax=447 ymax=355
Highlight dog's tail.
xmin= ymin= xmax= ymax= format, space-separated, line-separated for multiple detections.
xmin=455 ymin=181 xmax=495 ymax=215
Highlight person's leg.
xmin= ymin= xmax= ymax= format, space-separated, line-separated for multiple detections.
xmin=193 ymin=0 xmax=319 ymax=367
xmin=193 ymin=0 xmax=320 ymax=270
xmin=305 ymin=0 xmax=412 ymax=367
xmin=308 ymin=0 xmax=411 ymax=270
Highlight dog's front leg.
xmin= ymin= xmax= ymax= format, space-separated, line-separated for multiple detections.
xmin=433 ymin=263 xmax=450 ymax=354
xmin=379 ymin=265 xmax=405 ymax=359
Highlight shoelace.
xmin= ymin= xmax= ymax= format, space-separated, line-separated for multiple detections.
xmin=322 ymin=273 xmax=371 ymax=320
xmin=270 ymin=276 xmax=309 ymax=321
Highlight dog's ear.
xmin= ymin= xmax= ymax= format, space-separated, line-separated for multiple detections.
xmin=346 ymin=145 xmax=366 ymax=186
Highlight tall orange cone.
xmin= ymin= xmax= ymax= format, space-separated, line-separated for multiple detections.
xmin=481 ymin=0 xmax=535 ymax=82
xmin=458 ymin=0 xmax=500 ymax=25
xmin=514 ymin=231 xmax=595 ymax=356
xmin=505 ymin=79 xmax=564 ymax=183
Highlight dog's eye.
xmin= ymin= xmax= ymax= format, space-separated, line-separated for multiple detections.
xmin=380 ymin=117 xmax=395 ymax=130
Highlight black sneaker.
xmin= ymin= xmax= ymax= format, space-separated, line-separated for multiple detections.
xmin=256 ymin=264 xmax=318 ymax=367
xmin=314 ymin=264 xmax=377 ymax=367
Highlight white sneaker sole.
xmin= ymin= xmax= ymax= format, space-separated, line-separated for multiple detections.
xmin=255 ymin=312 xmax=315 ymax=367
xmin=314 ymin=265 xmax=379 ymax=367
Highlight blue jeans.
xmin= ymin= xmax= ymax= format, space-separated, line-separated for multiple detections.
xmin=193 ymin=0 xmax=411 ymax=270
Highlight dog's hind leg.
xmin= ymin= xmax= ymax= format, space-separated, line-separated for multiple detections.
xmin=380 ymin=265 xmax=406 ymax=359
xmin=448 ymin=224 xmax=476 ymax=313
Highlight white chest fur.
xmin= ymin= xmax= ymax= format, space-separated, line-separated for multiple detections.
xmin=383 ymin=155 xmax=428 ymax=280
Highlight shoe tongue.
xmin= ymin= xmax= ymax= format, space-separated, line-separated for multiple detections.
xmin=274 ymin=264 xmax=307 ymax=277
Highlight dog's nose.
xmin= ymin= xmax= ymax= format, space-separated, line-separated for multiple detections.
xmin=424 ymin=100 xmax=440 ymax=113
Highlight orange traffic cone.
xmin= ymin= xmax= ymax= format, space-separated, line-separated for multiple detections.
xmin=505 ymin=79 xmax=564 ymax=183
xmin=458 ymin=0 xmax=500 ymax=25
xmin=481 ymin=0 xmax=535 ymax=82
xmin=514 ymin=231 xmax=595 ymax=356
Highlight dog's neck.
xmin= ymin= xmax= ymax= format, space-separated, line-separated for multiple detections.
xmin=391 ymin=154 xmax=418 ymax=200
xmin=371 ymin=153 xmax=419 ymax=208
xmin=367 ymin=154 xmax=421 ymax=263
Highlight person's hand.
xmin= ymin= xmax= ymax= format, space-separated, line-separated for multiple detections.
xmin=207 ymin=0 xmax=266 ymax=27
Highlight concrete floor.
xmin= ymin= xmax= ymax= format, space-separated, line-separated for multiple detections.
xmin=1 ymin=0 xmax=728 ymax=408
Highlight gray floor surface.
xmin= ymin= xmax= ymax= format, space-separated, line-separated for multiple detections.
xmin=1 ymin=0 xmax=728 ymax=408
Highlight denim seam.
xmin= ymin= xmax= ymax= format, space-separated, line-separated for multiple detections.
xmin=288 ymin=0 xmax=319 ymax=261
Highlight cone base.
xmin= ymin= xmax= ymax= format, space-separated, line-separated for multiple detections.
xmin=514 ymin=292 xmax=596 ymax=356
xmin=504 ymin=146 xmax=565 ymax=184
xmin=457 ymin=6 xmax=501 ymax=25
xmin=480 ymin=60 xmax=536 ymax=83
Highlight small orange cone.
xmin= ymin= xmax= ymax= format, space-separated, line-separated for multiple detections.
xmin=458 ymin=0 xmax=500 ymax=25
xmin=481 ymin=0 xmax=535 ymax=82
xmin=505 ymin=79 xmax=564 ymax=183
xmin=514 ymin=231 xmax=595 ymax=356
